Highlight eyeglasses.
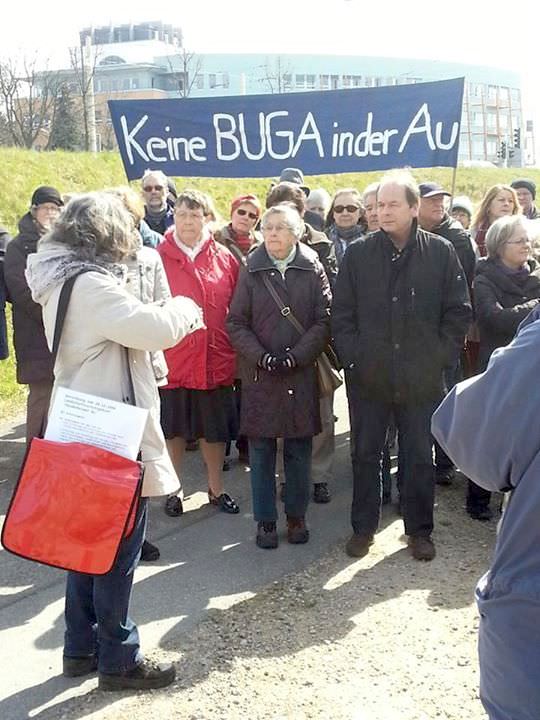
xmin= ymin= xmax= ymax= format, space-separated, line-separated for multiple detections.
xmin=143 ymin=185 xmax=164 ymax=192
xmin=506 ymin=238 xmax=531 ymax=246
xmin=236 ymin=208 xmax=258 ymax=220
xmin=334 ymin=204 xmax=360 ymax=214
xmin=262 ymin=223 xmax=288 ymax=232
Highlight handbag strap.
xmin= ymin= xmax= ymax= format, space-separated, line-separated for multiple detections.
xmin=262 ymin=273 xmax=305 ymax=337
xmin=51 ymin=270 xmax=137 ymax=405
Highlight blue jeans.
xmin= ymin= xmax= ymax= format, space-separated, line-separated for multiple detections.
xmin=347 ymin=393 xmax=436 ymax=537
xmin=63 ymin=498 xmax=147 ymax=673
xmin=249 ymin=437 xmax=312 ymax=522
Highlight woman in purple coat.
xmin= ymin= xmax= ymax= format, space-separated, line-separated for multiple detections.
xmin=227 ymin=204 xmax=331 ymax=550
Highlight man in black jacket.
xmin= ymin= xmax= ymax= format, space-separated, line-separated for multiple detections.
xmin=4 ymin=186 xmax=63 ymax=443
xmin=332 ymin=172 xmax=471 ymax=561
xmin=418 ymin=181 xmax=477 ymax=485
xmin=0 ymin=225 xmax=12 ymax=361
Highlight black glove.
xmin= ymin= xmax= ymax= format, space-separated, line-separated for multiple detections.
xmin=275 ymin=352 xmax=297 ymax=373
xmin=258 ymin=353 xmax=279 ymax=372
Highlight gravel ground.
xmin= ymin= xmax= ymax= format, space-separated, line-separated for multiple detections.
xmin=47 ymin=476 xmax=494 ymax=720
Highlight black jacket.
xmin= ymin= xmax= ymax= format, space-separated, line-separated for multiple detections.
xmin=4 ymin=213 xmax=54 ymax=383
xmin=331 ymin=222 xmax=472 ymax=404
xmin=474 ymin=257 xmax=540 ymax=371
xmin=301 ymin=223 xmax=337 ymax=290
xmin=0 ymin=225 xmax=12 ymax=360
xmin=431 ymin=213 xmax=476 ymax=289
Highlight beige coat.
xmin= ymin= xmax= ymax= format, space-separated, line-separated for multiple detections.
xmin=39 ymin=271 xmax=202 ymax=497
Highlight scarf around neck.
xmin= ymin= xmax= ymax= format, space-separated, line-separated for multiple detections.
xmin=25 ymin=238 xmax=127 ymax=304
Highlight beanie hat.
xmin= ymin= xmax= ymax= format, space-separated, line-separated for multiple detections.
xmin=231 ymin=194 xmax=261 ymax=217
xmin=450 ymin=195 xmax=473 ymax=218
xmin=31 ymin=186 xmax=64 ymax=207
xmin=278 ymin=168 xmax=310 ymax=196
xmin=511 ymin=178 xmax=536 ymax=200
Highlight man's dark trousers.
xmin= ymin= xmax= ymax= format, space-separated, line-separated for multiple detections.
xmin=347 ymin=390 xmax=437 ymax=538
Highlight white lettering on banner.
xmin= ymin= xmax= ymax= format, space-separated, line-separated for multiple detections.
xmin=265 ymin=111 xmax=293 ymax=160
xmin=118 ymin=102 xmax=459 ymax=167
xmin=291 ymin=112 xmax=324 ymax=158
xmin=330 ymin=113 xmax=399 ymax=158
xmin=214 ymin=114 xmax=241 ymax=160
xmin=398 ymin=103 xmax=459 ymax=153
xmin=215 ymin=111 xmax=324 ymax=161
xmin=121 ymin=114 xmax=149 ymax=164
xmin=121 ymin=114 xmax=208 ymax=165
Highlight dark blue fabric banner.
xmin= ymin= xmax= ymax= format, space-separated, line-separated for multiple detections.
xmin=108 ymin=78 xmax=464 ymax=180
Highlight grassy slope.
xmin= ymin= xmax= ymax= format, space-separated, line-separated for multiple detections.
xmin=2 ymin=147 xmax=540 ymax=419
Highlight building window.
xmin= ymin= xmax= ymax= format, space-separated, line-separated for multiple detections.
xmin=196 ymin=74 xmax=204 ymax=90
xmin=342 ymin=75 xmax=352 ymax=88
xmin=209 ymin=73 xmax=217 ymax=89
xmin=132 ymin=78 xmax=139 ymax=90
xmin=473 ymin=112 xmax=484 ymax=127
xmin=330 ymin=74 xmax=339 ymax=90
xmin=283 ymin=73 xmax=292 ymax=89
xmin=487 ymin=85 xmax=498 ymax=101
xmin=320 ymin=75 xmax=329 ymax=89
xmin=306 ymin=74 xmax=315 ymax=89
xmin=122 ymin=78 xmax=131 ymax=90
xmin=295 ymin=74 xmax=306 ymax=88
xmin=221 ymin=72 xmax=229 ymax=89
xmin=352 ymin=75 xmax=362 ymax=87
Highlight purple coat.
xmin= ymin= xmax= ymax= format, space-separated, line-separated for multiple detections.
xmin=227 ymin=242 xmax=331 ymax=438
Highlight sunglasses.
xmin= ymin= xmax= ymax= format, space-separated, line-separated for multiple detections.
xmin=236 ymin=208 xmax=258 ymax=220
xmin=143 ymin=185 xmax=164 ymax=192
xmin=334 ymin=204 xmax=360 ymax=214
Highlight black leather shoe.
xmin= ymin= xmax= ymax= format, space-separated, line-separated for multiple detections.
xmin=63 ymin=654 xmax=98 ymax=678
xmin=435 ymin=468 xmax=455 ymax=486
xmin=164 ymin=495 xmax=183 ymax=517
xmin=468 ymin=506 xmax=493 ymax=522
xmin=208 ymin=491 xmax=239 ymax=514
xmin=140 ymin=540 xmax=160 ymax=562
xmin=98 ymin=658 xmax=176 ymax=691
xmin=313 ymin=482 xmax=331 ymax=504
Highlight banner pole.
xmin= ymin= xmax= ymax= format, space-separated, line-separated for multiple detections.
xmin=449 ymin=164 xmax=458 ymax=200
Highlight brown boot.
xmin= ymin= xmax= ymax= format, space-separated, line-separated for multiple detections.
xmin=286 ymin=516 xmax=309 ymax=544
xmin=345 ymin=533 xmax=374 ymax=558
xmin=408 ymin=535 xmax=436 ymax=561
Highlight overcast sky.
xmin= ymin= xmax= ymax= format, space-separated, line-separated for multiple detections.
xmin=3 ymin=1 xmax=539 ymax=119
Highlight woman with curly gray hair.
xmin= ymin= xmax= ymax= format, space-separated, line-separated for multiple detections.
xmin=25 ymin=191 xmax=203 ymax=691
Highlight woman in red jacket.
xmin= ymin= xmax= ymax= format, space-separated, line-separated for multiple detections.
xmin=157 ymin=189 xmax=240 ymax=516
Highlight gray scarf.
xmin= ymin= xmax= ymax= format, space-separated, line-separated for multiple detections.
xmin=25 ymin=238 xmax=127 ymax=304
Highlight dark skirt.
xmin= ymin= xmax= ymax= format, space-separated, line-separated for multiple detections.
xmin=159 ymin=386 xmax=239 ymax=442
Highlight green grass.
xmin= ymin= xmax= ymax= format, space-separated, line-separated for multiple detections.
xmin=2 ymin=146 xmax=540 ymax=420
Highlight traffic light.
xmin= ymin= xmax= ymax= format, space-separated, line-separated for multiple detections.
xmin=513 ymin=128 xmax=521 ymax=148
xmin=498 ymin=141 xmax=507 ymax=159
xmin=509 ymin=148 xmax=515 ymax=159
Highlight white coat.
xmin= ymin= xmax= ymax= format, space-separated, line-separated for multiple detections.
xmin=36 ymin=270 xmax=202 ymax=497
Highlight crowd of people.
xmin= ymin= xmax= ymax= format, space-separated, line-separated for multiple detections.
xmin=1 ymin=166 xmax=540 ymax=711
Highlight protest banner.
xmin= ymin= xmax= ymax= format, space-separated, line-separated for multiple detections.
xmin=108 ymin=77 xmax=464 ymax=180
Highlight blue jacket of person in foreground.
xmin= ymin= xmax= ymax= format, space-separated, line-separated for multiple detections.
xmin=432 ymin=306 xmax=540 ymax=720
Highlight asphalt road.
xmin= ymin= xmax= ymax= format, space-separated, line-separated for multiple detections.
xmin=0 ymin=386 xmax=357 ymax=720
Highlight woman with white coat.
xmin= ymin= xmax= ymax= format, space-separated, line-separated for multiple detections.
xmin=25 ymin=192 xmax=203 ymax=692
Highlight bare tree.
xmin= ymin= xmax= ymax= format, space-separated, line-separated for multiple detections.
xmin=259 ymin=56 xmax=293 ymax=94
xmin=0 ymin=55 xmax=62 ymax=148
xmin=68 ymin=42 xmax=101 ymax=151
xmin=167 ymin=48 xmax=203 ymax=98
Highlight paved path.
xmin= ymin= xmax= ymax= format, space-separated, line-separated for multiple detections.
xmin=0 ymin=387 xmax=356 ymax=720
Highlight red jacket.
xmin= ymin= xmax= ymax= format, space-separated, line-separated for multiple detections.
xmin=158 ymin=230 xmax=239 ymax=390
